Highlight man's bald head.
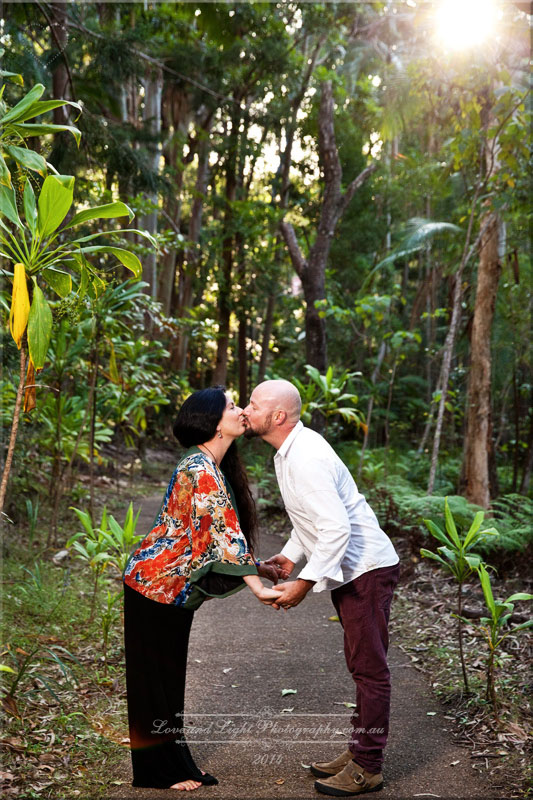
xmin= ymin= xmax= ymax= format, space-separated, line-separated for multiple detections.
xmin=243 ymin=380 xmax=302 ymax=446
xmin=253 ymin=380 xmax=302 ymax=424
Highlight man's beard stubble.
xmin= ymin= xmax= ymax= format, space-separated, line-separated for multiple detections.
xmin=243 ymin=412 xmax=272 ymax=439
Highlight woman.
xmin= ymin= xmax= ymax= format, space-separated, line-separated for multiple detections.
xmin=123 ymin=386 xmax=281 ymax=791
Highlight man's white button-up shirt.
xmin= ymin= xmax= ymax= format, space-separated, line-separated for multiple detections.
xmin=275 ymin=421 xmax=399 ymax=592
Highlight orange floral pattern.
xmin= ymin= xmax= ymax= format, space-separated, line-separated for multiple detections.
xmin=124 ymin=452 xmax=255 ymax=605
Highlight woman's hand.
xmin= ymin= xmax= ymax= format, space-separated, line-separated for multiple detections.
xmin=243 ymin=574 xmax=283 ymax=607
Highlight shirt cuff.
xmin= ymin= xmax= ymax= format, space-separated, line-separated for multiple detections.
xmin=280 ymin=538 xmax=305 ymax=564
xmin=299 ymin=562 xmax=344 ymax=584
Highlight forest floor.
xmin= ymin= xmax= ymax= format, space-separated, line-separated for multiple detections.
xmin=1 ymin=449 xmax=531 ymax=799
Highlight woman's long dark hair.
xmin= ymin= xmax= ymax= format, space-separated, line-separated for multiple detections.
xmin=173 ymin=386 xmax=257 ymax=554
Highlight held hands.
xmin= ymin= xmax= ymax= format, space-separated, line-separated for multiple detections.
xmin=263 ymin=554 xmax=295 ymax=581
xmin=256 ymin=561 xmax=282 ymax=585
xmin=269 ymin=579 xmax=314 ymax=610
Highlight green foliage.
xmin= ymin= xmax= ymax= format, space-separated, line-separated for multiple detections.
xmin=420 ymin=497 xmax=499 ymax=582
xmin=1 ymin=561 xmax=80 ymax=706
xmin=468 ymin=564 xmax=533 ymax=713
xmin=100 ymin=502 xmax=143 ymax=574
xmin=292 ymin=365 xmax=365 ymax=434
xmin=67 ymin=507 xmax=116 ymax=616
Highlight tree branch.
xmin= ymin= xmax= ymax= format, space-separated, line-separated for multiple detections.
xmin=279 ymin=221 xmax=307 ymax=280
xmin=339 ymin=163 xmax=378 ymax=217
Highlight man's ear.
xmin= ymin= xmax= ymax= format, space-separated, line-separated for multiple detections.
xmin=274 ymin=410 xmax=287 ymax=426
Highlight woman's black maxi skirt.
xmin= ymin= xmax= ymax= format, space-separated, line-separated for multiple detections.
xmin=123 ymin=583 xmax=218 ymax=788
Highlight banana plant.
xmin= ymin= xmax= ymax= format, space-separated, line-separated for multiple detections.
xmin=421 ymin=497 xmax=499 ymax=692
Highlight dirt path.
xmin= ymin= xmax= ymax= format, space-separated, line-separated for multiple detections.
xmin=109 ymin=496 xmax=492 ymax=800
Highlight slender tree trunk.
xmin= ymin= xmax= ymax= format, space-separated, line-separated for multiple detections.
xmin=462 ymin=213 xmax=501 ymax=508
xmin=50 ymin=3 xmax=69 ymax=121
xmin=0 ymin=346 xmax=27 ymax=515
xmin=171 ymin=125 xmax=212 ymax=371
xmin=257 ymin=293 xmax=276 ymax=384
xmin=213 ymin=106 xmax=240 ymax=385
xmin=427 ymin=189 xmax=489 ymax=494
xmin=358 ymin=341 xmax=386 ymax=479
xmin=139 ymin=67 xmax=163 ymax=301
xmin=88 ymin=324 xmax=100 ymax=521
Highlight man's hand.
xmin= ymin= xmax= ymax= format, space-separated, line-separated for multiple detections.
xmin=264 ymin=554 xmax=295 ymax=581
xmin=272 ymin=579 xmax=314 ymax=610
xmin=256 ymin=561 xmax=281 ymax=585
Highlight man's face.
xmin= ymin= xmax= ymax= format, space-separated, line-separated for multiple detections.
xmin=243 ymin=389 xmax=274 ymax=439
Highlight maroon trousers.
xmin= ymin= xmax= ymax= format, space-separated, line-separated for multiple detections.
xmin=331 ymin=562 xmax=400 ymax=774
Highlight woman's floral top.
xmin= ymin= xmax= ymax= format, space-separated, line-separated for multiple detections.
xmin=123 ymin=449 xmax=257 ymax=608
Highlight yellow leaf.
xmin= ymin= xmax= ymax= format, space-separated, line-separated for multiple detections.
xmin=9 ymin=263 xmax=30 ymax=348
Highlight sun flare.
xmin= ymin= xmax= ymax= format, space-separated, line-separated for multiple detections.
xmin=434 ymin=0 xmax=499 ymax=50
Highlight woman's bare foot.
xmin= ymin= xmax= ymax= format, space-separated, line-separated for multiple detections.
xmin=170 ymin=771 xmax=206 ymax=791
xmin=170 ymin=779 xmax=202 ymax=790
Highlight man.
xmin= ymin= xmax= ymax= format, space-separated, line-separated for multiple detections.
xmin=244 ymin=379 xmax=400 ymax=798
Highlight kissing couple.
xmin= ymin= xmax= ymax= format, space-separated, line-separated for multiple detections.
xmin=123 ymin=379 xmax=399 ymax=796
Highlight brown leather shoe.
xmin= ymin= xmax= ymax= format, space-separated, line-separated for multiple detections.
xmin=310 ymin=748 xmax=353 ymax=778
xmin=314 ymin=759 xmax=383 ymax=796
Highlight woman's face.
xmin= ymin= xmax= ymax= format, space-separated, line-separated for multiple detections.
xmin=218 ymin=392 xmax=246 ymax=440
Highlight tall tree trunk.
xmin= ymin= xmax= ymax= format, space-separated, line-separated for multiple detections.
xmin=50 ymin=3 xmax=70 ymax=121
xmin=139 ymin=67 xmax=163 ymax=301
xmin=280 ymin=81 xmax=376 ymax=428
xmin=462 ymin=213 xmax=502 ymax=508
xmin=213 ymin=107 xmax=240 ymax=385
xmin=426 ymin=186 xmax=489 ymax=495
xmin=171 ymin=123 xmax=212 ymax=371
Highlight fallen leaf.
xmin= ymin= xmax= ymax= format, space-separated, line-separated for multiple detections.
xmin=275 ymin=778 xmax=285 ymax=785
xmin=281 ymin=708 xmax=294 ymax=713
xmin=301 ymin=763 xmax=311 ymax=769
xmin=281 ymin=689 xmax=297 ymax=696
xmin=450 ymin=760 xmax=460 ymax=766
xmin=223 ymin=668 xmax=232 ymax=674
xmin=427 ymin=712 xmax=437 ymax=716
xmin=328 ymin=615 xmax=340 ymax=622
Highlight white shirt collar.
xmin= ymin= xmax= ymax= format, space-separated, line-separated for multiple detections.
xmin=276 ymin=420 xmax=304 ymax=458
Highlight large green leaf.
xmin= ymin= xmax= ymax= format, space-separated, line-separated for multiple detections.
xmin=14 ymin=99 xmax=82 ymax=124
xmin=63 ymin=201 xmax=134 ymax=230
xmin=23 ymin=181 xmax=37 ymax=233
xmin=463 ymin=510 xmax=485 ymax=549
xmin=423 ymin=519 xmax=451 ymax=548
xmin=478 ymin=564 xmax=496 ymax=618
xmin=444 ymin=497 xmax=461 ymax=548
xmin=42 ymin=267 xmax=72 ymax=298
xmin=4 ymin=144 xmax=47 ymax=176
xmin=27 ymin=283 xmax=53 ymax=369
xmin=1 ymin=84 xmax=45 ymax=124
xmin=77 ymin=245 xmax=142 ymax=278
xmin=0 ymin=183 xmax=23 ymax=228
xmin=0 ymin=70 xmax=24 ymax=86
xmin=9 ymin=123 xmax=81 ymax=147
xmin=37 ymin=175 xmax=74 ymax=238
xmin=72 ymin=227 xmax=157 ymax=247
xmin=0 ymin=153 xmax=11 ymax=187
xmin=506 ymin=592 xmax=533 ymax=603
